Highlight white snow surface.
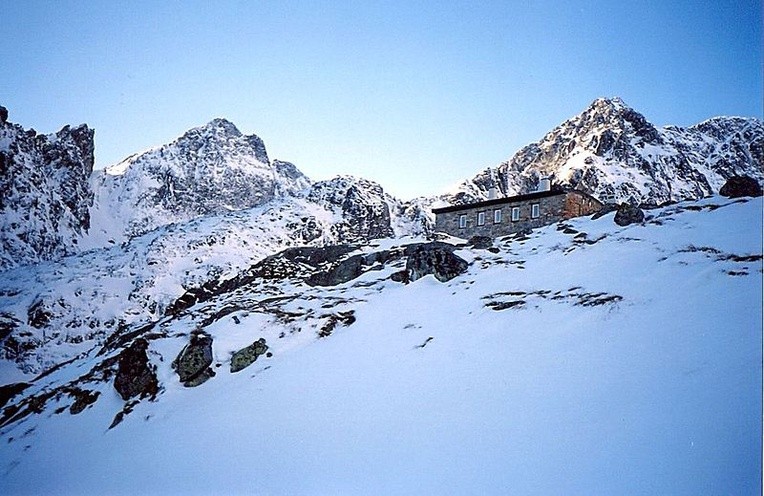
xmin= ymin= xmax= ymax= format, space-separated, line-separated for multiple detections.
xmin=1 ymin=196 xmax=761 ymax=495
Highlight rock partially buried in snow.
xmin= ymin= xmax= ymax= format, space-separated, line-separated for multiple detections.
xmin=173 ymin=331 xmax=215 ymax=387
xmin=405 ymin=242 xmax=469 ymax=283
xmin=113 ymin=339 xmax=159 ymax=401
xmin=719 ymin=175 xmax=763 ymax=198
xmin=614 ymin=203 xmax=645 ymax=226
xmin=468 ymin=235 xmax=493 ymax=249
xmin=230 ymin=338 xmax=268 ymax=373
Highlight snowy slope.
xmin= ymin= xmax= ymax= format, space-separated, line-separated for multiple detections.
xmin=0 ymin=175 xmax=427 ymax=375
xmin=446 ymin=97 xmax=763 ymax=206
xmin=1 ymin=195 xmax=760 ymax=494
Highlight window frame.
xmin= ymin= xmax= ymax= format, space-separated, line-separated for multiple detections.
xmin=531 ymin=203 xmax=540 ymax=219
xmin=459 ymin=214 xmax=467 ymax=229
xmin=511 ymin=207 xmax=521 ymax=221
xmin=493 ymin=209 xmax=502 ymax=224
xmin=477 ymin=211 xmax=486 ymax=226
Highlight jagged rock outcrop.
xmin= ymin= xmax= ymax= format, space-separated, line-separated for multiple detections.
xmin=445 ymin=97 xmax=763 ymax=207
xmin=614 ymin=204 xmax=645 ymax=226
xmin=719 ymin=175 xmax=763 ymax=198
xmin=172 ymin=331 xmax=215 ymax=387
xmin=113 ymin=339 xmax=159 ymax=400
xmin=307 ymin=176 xmax=396 ymax=243
xmin=230 ymin=338 xmax=268 ymax=373
xmin=0 ymin=107 xmax=95 ymax=270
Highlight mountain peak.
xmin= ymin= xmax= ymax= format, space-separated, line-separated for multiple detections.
xmin=191 ymin=118 xmax=242 ymax=137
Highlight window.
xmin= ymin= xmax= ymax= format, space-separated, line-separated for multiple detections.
xmin=459 ymin=214 xmax=467 ymax=229
xmin=511 ymin=207 xmax=521 ymax=221
xmin=493 ymin=209 xmax=502 ymax=224
xmin=531 ymin=203 xmax=540 ymax=218
xmin=477 ymin=211 xmax=486 ymax=226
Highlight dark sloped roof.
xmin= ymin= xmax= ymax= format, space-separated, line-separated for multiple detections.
xmin=432 ymin=189 xmax=566 ymax=214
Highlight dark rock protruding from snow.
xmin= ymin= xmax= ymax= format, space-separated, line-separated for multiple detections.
xmin=230 ymin=338 xmax=268 ymax=373
xmin=614 ymin=204 xmax=645 ymax=226
xmin=0 ymin=106 xmax=8 ymax=124
xmin=173 ymin=331 xmax=215 ymax=387
xmin=307 ymin=250 xmax=396 ymax=287
xmin=468 ymin=236 xmax=493 ymax=249
xmin=113 ymin=339 xmax=159 ymax=401
xmin=405 ymin=242 xmax=469 ymax=282
xmin=0 ymin=109 xmax=95 ymax=270
xmin=719 ymin=175 xmax=763 ymax=198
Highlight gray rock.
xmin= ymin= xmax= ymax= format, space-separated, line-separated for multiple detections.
xmin=172 ymin=331 xmax=215 ymax=387
xmin=113 ymin=339 xmax=159 ymax=400
xmin=719 ymin=175 xmax=763 ymax=198
xmin=614 ymin=203 xmax=645 ymax=226
xmin=468 ymin=235 xmax=493 ymax=249
xmin=230 ymin=338 xmax=268 ymax=373
xmin=68 ymin=388 xmax=100 ymax=414
xmin=405 ymin=243 xmax=469 ymax=282
xmin=307 ymin=250 xmax=394 ymax=286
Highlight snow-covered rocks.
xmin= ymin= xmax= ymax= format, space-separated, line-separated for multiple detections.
xmin=445 ymin=97 xmax=763 ymax=206
xmin=88 ymin=118 xmax=310 ymax=244
xmin=0 ymin=110 xmax=94 ymax=270
xmin=0 ymin=195 xmax=760 ymax=494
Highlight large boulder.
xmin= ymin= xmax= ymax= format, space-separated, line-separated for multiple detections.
xmin=230 ymin=338 xmax=268 ymax=373
xmin=405 ymin=243 xmax=469 ymax=283
xmin=719 ymin=176 xmax=763 ymax=198
xmin=113 ymin=339 xmax=159 ymax=401
xmin=614 ymin=203 xmax=645 ymax=226
xmin=307 ymin=250 xmax=395 ymax=287
xmin=172 ymin=331 xmax=215 ymax=387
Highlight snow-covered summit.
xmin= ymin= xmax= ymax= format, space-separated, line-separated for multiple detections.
xmin=445 ymin=97 xmax=763 ymax=206
xmin=87 ymin=118 xmax=310 ymax=245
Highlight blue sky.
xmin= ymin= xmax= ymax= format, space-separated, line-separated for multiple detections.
xmin=2 ymin=0 xmax=761 ymax=199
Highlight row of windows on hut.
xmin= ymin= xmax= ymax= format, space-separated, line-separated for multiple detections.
xmin=458 ymin=203 xmax=541 ymax=229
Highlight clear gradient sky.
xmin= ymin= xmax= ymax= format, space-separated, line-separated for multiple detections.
xmin=2 ymin=1 xmax=761 ymax=199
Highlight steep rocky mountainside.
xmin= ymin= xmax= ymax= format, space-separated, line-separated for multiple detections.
xmin=87 ymin=118 xmax=311 ymax=245
xmin=0 ymin=174 xmax=428 ymax=374
xmin=0 ymin=107 xmax=95 ymax=270
xmin=447 ymin=98 xmax=763 ymax=206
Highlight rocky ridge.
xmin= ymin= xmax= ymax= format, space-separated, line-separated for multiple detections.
xmin=447 ymin=97 xmax=763 ymax=206
xmin=0 ymin=107 xmax=95 ymax=270
xmin=87 ymin=118 xmax=311 ymax=245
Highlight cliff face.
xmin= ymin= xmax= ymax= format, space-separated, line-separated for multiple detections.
xmin=0 ymin=106 xmax=95 ymax=270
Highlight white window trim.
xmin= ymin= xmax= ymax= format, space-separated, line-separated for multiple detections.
xmin=531 ymin=203 xmax=540 ymax=219
xmin=477 ymin=211 xmax=486 ymax=226
xmin=511 ymin=207 xmax=520 ymax=221
xmin=459 ymin=214 xmax=467 ymax=229
xmin=493 ymin=209 xmax=502 ymax=223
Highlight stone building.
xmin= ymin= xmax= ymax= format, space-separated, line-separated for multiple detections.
xmin=432 ymin=188 xmax=602 ymax=239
